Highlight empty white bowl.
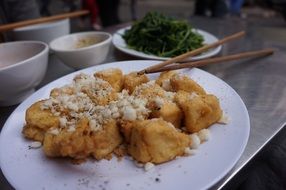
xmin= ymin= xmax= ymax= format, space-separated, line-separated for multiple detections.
xmin=0 ymin=41 xmax=49 ymax=106
xmin=49 ymin=31 xmax=112 ymax=69
xmin=12 ymin=19 xmax=70 ymax=44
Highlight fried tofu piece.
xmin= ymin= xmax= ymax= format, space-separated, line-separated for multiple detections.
xmin=155 ymin=71 xmax=177 ymax=91
xmin=43 ymin=118 xmax=122 ymax=160
xmin=132 ymin=82 xmax=166 ymax=101
xmin=84 ymin=86 xmax=117 ymax=106
xmin=50 ymin=85 xmax=75 ymax=98
xmin=123 ymin=72 xmax=149 ymax=93
xmin=174 ymin=90 xmax=197 ymax=106
xmin=22 ymin=125 xmax=46 ymax=142
xmin=150 ymin=99 xmax=182 ymax=128
xmin=179 ymin=94 xmax=222 ymax=133
xmin=170 ymin=75 xmax=206 ymax=95
xmin=23 ymin=101 xmax=60 ymax=142
xmin=74 ymin=73 xmax=118 ymax=105
xmin=94 ymin=68 xmax=124 ymax=92
xmin=128 ymin=119 xmax=190 ymax=164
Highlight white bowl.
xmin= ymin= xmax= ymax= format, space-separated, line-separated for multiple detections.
xmin=49 ymin=31 xmax=112 ymax=69
xmin=12 ymin=19 xmax=70 ymax=44
xmin=0 ymin=41 xmax=49 ymax=106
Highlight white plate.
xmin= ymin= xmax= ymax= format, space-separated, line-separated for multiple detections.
xmin=112 ymin=27 xmax=222 ymax=61
xmin=0 ymin=60 xmax=249 ymax=190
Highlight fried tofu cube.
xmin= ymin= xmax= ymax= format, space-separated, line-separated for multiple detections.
xmin=94 ymin=68 xmax=124 ymax=92
xmin=91 ymin=120 xmax=123 ymax=160
xmin=74 ymin=74 xmax=118 ymax=105
xmin=155 ymin=71 xmax=177 ymax=91
xmin=174 ymin=90 xmax=197 ymax=106
xmin=22 ymin=125 xmax=46 ymax=142
xmin=123 ymin=72 xmax=149 ymax=93
xmin=50 ymin=85 xmax=75 ymax=98
xmin=170 ymin=75 xmax=206 ymax=95
xmin=180 ymin=94 xmax=222 ymax=133
xmin=128 ymin=119 xmax=190 ymax=164
xmin=84 ymin=86 xmax=117 ymax=106
xmin=150 ymin=99 xmax=182 ymax=128
xmin=132 ymin=82 xmax=166 ymax=100
xmin=23 ymin=101 xmax=60 ymax=142
xmin=43 ymin=119 xmax=122 ymax=160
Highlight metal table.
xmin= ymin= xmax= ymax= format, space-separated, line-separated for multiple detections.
xmin=1 ymin=17 xmax=286 ymax=189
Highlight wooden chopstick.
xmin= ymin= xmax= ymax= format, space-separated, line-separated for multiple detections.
xmin=146 ymin=48 xmax=274 ymax=74
xmin=0 ymin=10 xmax=89 ymax=33
xmin=138 ymin=31 xmax=245 ymax=75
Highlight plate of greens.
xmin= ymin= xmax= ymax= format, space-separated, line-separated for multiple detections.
xmin=112 ymin=12 xmax=221 ymax=61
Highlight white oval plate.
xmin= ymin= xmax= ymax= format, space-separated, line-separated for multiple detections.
xmin=0 ymin=60 xmax=249 ymax=190
xmin=112 ymin=27 xmax=222 ymax=61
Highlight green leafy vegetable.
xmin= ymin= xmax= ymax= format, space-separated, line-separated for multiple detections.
xmin=122 ymin=12 xmax=204 ymax=58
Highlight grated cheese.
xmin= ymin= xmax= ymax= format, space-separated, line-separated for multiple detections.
xmin=28 ymin=141 xmax=42 ymax=149
xmin=122 ymin=106 xmax=137 ymax=121
xmin=189 ymin=133 xmax=200 ymax=149
xmin=198 ymin=129 xmax=210 ymax=142
xmin=41 ymin=72 xmax=151 ymax=134
xmin=184 ymin=147 xmax=196 ymax=155
xmin=49 ymin=128 xmax=60 ymax=135
xmin=218 ymin=112 xmax=229 ymax=124
xmin=153 ymin=97 xmax=164 ymax=108
xmin=144 ymin=162 xmax=155 ymax=171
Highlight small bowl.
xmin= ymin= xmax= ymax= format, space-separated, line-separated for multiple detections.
xmin=12 ymin=19 xmax=70 ymax=44
xmin=0 ymin=41 xmax=49 ymax=106
xmin=49 ymin=31 xmax=112 ymax=69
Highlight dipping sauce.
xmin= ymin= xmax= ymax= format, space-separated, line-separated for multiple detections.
xmin=74 ymin=37 xmax=103 ymax=49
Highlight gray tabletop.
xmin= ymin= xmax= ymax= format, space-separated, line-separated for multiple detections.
xmin=1 ymin=17 xmax=286 ymax=189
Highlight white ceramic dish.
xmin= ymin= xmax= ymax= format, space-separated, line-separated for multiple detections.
xmin=12 ymin=19 xmax=70 ymax=44
xmin=50 ymin=32 xmax=112 ymax=69
xmin=0 ymin=60 xmax=249 ymax=190
xmin=0 ymin=41 xmax=49 ymax=106
xmin=113 ymin=27 xmax=222 ymax=61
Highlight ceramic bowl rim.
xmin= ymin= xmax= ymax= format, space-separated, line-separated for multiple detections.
xmin=13 ymin=19 xmax=69 ymax=32
xmin=0 ymin=41 xmax=49 ymax=72
xmin=49 ymin=31 xmax=112 ymax=53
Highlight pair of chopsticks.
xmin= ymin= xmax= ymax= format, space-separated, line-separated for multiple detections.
xmin=0 ymin=10 xmax=89 ymax=33
xmin=138 ymin=31 xmax=274 ymax=74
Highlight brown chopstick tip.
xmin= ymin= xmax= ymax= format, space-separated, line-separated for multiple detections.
xmin=137 ymin=70 xmax=146 ymax=75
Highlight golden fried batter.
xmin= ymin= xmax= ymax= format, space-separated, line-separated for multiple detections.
xmin=50 ymin=85 xmax=75 ymax=98
xmin=74 ymin=74 xmax=118 ymax=105
xmin=179 ymin=94 xmax=222 ymax=133
xmin=128 ymin=119 xmax=190 ymax=164
xmin=132 ymin=83 xmax=166 ymax=101
xmin=150 ymin=101 xmax=182 ymax=128
xmin=22 ymin=125 xmax=46 ymax=142
xmin=174 ymin=90 xmax=194 ymax=106
xmin=123 ymin=72 xmax=149 ymax=93
xmin=43 ymin=118 xmax=122 ymax=160
xmin=170 ymin=75 xmax=206 ymax=95
xmin=23 ymin=101 xmax=59 ymax=142
xmin=155 ymin=71 xmax=177 ymax=91
xmin=94 ymin=68 xmax=124 ymax=92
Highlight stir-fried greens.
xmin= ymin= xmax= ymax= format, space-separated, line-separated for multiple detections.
xmin=123 ymin=12 xmax=204 ymax=58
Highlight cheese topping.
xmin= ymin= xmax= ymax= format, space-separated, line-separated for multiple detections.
xmin=41 ymin=74 xmax=150 ymax=133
